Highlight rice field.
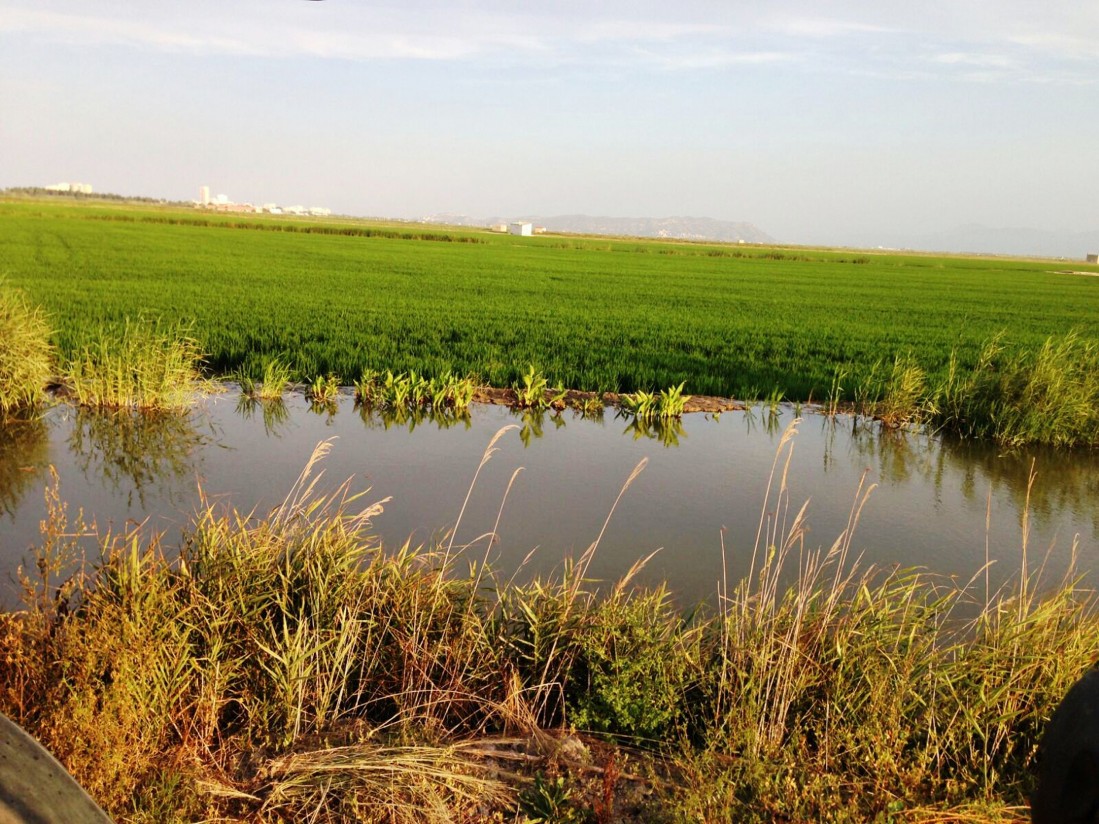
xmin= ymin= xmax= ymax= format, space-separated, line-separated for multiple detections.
xmin=1 ymin=198 xmax=1097 ymax=400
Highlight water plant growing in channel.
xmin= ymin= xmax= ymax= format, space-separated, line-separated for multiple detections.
xmin=513 ymin=365 xmax=568 ymax=411
xmin=238 ymin=357 xmax=292 ymax=401
xmin=354 ymin=369 xmax=476 ymax=414
xmin=63 ymin=318 xmax=209 ymax=411
xmin=620 ymin=381 xmax=691 ymax=420
xmin=306 ymin=373 xmax=341 ymax=408
xmin=0 ymin=279 xmax=54 ymax=415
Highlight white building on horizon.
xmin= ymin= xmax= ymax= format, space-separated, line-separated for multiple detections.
xmin=509 ymin=222 xmax=533 ymax=237
xmin=45 ymin=182 xmax=92 ymax=194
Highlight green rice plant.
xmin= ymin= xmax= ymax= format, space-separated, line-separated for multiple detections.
xmin=0 ymin=279 xmax=54 ymax=414
xmin=6 ymin=199 xmax=1099 ymax=422
xmin=764 ymin=385 xmax=784 ymax=416
xmin=575 ymin=394 xmax=605 ymax=419
xmin=64 ymin=318 xmax=208 ymax=411
xmin=826 ymin=366 xmax=848 ymax=417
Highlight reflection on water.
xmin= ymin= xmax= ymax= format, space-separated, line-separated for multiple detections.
xmin=235 ymin=396 xmax=291 ymax=436
xmin=621 ymin=414 xmax=686 ymax=447
xmin=0 ymin=395 xmax=1096 ymax=608
xmin=67 ymin=408 xmax=208 ymax=507
xmin=357 ymin=402 xmax=474 ymax=432
xmin=836 ymin=421 xmax=1099 ymax=536
xmin=0 ymin=414 xmax=48 ymax=516
xmin=510 ymin=408 xmax=567 ymax=447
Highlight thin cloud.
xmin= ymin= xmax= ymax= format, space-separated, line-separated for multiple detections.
xmin=0 ymin=8 xmax=266 ymax=56
xmin=647 ymin=49 xmax=799 ymax=71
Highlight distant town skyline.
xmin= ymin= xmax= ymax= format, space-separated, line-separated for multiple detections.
xmin=2 ymin=1 xmax=1098 ymax=253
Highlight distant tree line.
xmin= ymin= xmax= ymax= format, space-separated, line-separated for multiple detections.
xmin=1 ymin=187 xmax=190 ymax=206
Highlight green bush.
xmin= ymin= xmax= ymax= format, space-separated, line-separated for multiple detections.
xmin=568 ymin=588 xmax=700 ymax=740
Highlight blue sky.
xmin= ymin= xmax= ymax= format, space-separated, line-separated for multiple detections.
xmin=2 ymin=1 xmax=1098 ymax=246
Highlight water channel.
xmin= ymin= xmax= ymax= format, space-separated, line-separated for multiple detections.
xmin=1 ymin=391 xmax=1097 ymax=608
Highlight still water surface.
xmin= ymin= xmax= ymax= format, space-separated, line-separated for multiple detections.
xmin=1 ymin=392 xmax=1097 ymax=607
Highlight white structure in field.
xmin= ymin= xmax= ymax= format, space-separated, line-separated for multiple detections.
xmin=199 ymin=185 xmax=210 ymax=205
xmin=509 ymin=222 xmax=533 ymax=237
xmin=1087 ymin=253 xmax=1098 ymax=264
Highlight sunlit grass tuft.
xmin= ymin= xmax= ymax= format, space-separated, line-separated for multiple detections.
xmin=932 ymin=331 xmax=1099 ymax=448
xmin=0 ymin=279 xmax=54 ymax=415
xmin=63 ymin=318 xmax=209 ymax=411
xmin=239 ymin=357 xmax=292 ymax=401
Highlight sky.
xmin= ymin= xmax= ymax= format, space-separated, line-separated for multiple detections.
xmin=2 ymin=1 xmax=1098 ymax=248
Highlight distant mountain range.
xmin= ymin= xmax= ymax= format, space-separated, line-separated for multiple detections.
xmin=421 ymin=213 xmax=776 ymax=244
xmin=883 ymin=224 xmax=1099 ymax=260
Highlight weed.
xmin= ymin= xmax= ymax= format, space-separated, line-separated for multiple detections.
xmin=240 ymin=357 xmax=292 ymax=401
xmin=513 ymin=366 xmax=568 ymax=411
xmin=519 ymin=773 xmax=590 ymax=824
xmin=0 ymin=279 xmax=53 ymax=415
xmin=932 ymin=331 xmax=1099 ymax=447
xmin=64 ymin=318 xmax=208 ymax=411
xmin=620 ymin=382 xmax=691 ymax=420
xmin=306 ymin=373 xmax=340 ymax=406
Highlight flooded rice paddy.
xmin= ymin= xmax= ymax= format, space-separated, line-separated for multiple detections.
xmin=1 ymin=391 xmax=1097 ymax=608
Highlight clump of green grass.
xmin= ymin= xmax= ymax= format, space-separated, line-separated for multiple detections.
xmin=932 ymin=331 xmax=1099 ymax=448
xmin=63 ymin=319 xmax=208 ymax=411
xmin=0 ymin=279 xmax=54 ymax=415
xmin=853 ymin=353 xmax=930 ymax=428
xmin=239 ymin=357 xmax=292 ymax=401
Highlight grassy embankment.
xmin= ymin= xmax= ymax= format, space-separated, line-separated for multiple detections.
xmin=0 ymin=432 xmax=1095 ymax=822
